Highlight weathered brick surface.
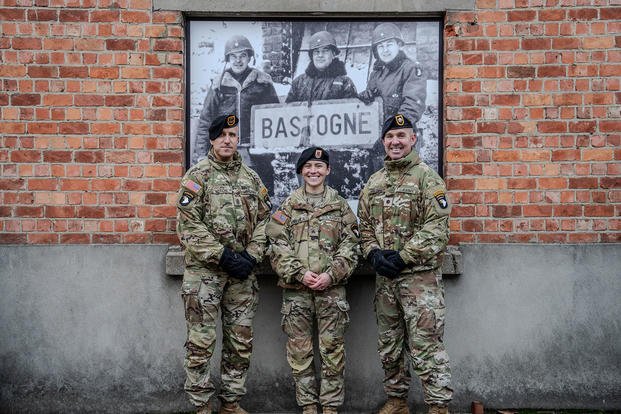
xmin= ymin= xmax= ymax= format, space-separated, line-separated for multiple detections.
xmin=0 ymin=0 xmax=182 ymax=244
xmin=445 ymin=1 xmax=620 ymax=243
xmin=0 ymin=1 xmax=618 ymax=244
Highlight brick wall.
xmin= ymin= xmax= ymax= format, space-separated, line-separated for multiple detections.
xmin=0 ymin=0 xmax=619 ymax=244
xmin=444 ymin=1 xmax=620 ymax=243
xmin=0 ymin=0 xmax=183 ymax=244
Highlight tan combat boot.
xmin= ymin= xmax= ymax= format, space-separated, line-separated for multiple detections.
xmin=196 ymin=401 xmax=212 ymax=414
xmin=378 ymin=397 xmax=409 ymax=414
xmin=219 ymin=401 xmax=248 ymax=414
xmin=427 ymin=405 xmax=449 ymax=414
xmin=322 ymin=406 xmax=338 ymax=414
xmin=302 ymin=405 xmax=318 ymax=414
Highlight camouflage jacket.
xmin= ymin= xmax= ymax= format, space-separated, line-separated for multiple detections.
xmin=358 ymin=150 xmax=451 ymax=273
xmin=176 ymin=150 xmax=272 ymax=270
xmin=267 ymin=186 xmax=359 ymax=289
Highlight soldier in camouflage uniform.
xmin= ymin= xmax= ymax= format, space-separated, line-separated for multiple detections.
xmin=358 ymin=114 xmax=453 ymax=414
xmin=177 ymin=114 xmax=271 ymax=414
xmin=266 ymin=147 xmax=359 ymax=414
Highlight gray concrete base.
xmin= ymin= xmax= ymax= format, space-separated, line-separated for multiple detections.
xmin=1 ymin=244 xmax=620 ymax=413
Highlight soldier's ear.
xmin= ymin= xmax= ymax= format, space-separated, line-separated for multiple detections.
xmin=411 ymin=131 xmax=417 ymax=146
xmin=326 ymin=166 xmax=331 ymax=176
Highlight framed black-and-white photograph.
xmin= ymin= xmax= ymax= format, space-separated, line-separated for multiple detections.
xmin=187 ymin=18 xmax=442 ymax=208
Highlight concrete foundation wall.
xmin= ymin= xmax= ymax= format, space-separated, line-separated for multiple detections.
xmin=1 ymin=244 xmax=620 ymax=413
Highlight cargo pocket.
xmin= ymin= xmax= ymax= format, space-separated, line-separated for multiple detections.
xmin=280 ymin=301 xmax=292 ymax=333
xmin=181 ymin=280 xmax=202 ymax=323
xmin=336 ymin=299 xmax=351 ymax=333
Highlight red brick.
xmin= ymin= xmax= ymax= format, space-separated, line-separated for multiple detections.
xmin=554 ymin=205 xmax=582 ymax=217
xmin=0 ymin=233 xmax=27 ymax=244
xmin=492 ymin=205 xmax=522 ymax=217
xmin=538 ymin=121 xmax=566 ymax=133
xmin=27 ymin=8 xmax=58 ymax=21
xmin=153 ymin=39 xmax=183 ymax=51
xmin=601 ymin=7 xmax=621 ymax=20
xmin=522 ymin=38 xmax=551 ymax=50
xmin=77 ymin=206 xmax=105 ymax=218
xmin=59 ymin=10 xmax=89 ymax=22
xmin=153 ymin=151 xmax=182 ymax=163
xmin=600 ymin=121 xmax=621 ymax=133
xmin=60 ymin=233 xmax=91 ymax=243
xmin=121 ymin=10 xmax=150 ymax=23
xmin=60 ymin=122 xmax=89 ymax=134
xmin=28 ymin=66 xmax=59 ymax=78
xmin=12 ymin=38 xmax=43 ymax=50
xmin=508 ymin=178 xmax=536 ymax=189
xmin=491 ymin=95 xmax=520 ymax=105
xmin=43 ymin=150 xmax=72 ymax=162
xmin=152 ymin=67 xmax=183 ymax=79
xmin=59 ymin=66 xmax=89 ymax=78
xmin=523 ymin=205 xmax=553 ymax=217
xmin=16 ymin=206 xmax=44 ymax=217
xmin=600 ymin=177 xmax=621 ymax=189
xmin=584 ymin=206 xmax=614 ymax=217
xmin=28 ymin=178 xmax=57 ymax=190
xmin=104 ymin=95 xmax=134 ymax=106
xmin=0 ymin=179 xmax=25 ymax=190
xmin=108 ymin=207 xmax=136 ymax=218
xmin=11 ymin=94 xmax=41 ymax=106
xmin=106 ymin=39 xmax=136 ymax=51
xmin=46 ymin=206 xmax=75 ymax=218
xmin=145 ymin=194 xmax=167 ymax=205
xmin=28 ymin=233 xmax=59 ymax=244
xmin=92 ymin=234 xmax=122 ymax=243
xmin=60 ymin=179 xmax=90 ymax=191
xmin=0 ymin=8 xmax=25 ymax=20
xmin=568 ymin=178 xmax=598 ymax=189
xmin=477 ymin=122 xmax=506 ymax=134
xmin=11 ymin=150 xmax=41 ymax=162
xmin=75 ymin=95 xmax=104 ymax=106
xmin=74 ymin=151 xmax=104 ymax=163
xmin=89 ymin=67 xmax=119 ymax=79
xmin=537 ymin=66 xmax=566 ymax=77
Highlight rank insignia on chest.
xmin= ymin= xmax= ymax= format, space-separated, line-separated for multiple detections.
xmin=272 ymin=210 xmax=289 ymax=225
xmin=433 ymin=190 xmax=448 ymax=209
xmin=183 ymin=179 xmax=201 ymax=193
xmin=179 ymin=192 xmax=194 ymax=207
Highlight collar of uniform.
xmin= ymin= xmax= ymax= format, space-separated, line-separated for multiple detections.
xmin=384 ymin=149 xmax=421 ymax=173
xmin=207 ymin=149 xmax=242 ymax=171
xmin=373 ymin=50 xmax=407 ymax=72
xmin=304 ymin=58 xmax=348 ymax=79
xmin=290 ymin=185 xmax=337 ymax=211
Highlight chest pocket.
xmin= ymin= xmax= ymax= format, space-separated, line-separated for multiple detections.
xmin=290 ymin=215 xmax=308 ymax=243
xmin=394 ymin=185 xmax=421 ymax=236
xmin=368 ymin=188 xmax=385 ymax=225
xmin=318 ymin=213 xmax=342 ymax=252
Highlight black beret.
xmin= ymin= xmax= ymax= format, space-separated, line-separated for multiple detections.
xmin=381 ymin=113 xmax=413 ymax=139
xmin=295 ymin=146 xmax=329 ymax=174
xmin=209 ymin=114 xmax=239 ymax=140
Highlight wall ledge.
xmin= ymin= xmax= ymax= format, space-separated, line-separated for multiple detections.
xmin=166 ymin=244 xmax=463 ymax=276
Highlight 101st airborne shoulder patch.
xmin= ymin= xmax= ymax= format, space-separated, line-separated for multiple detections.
xmin=272 ymin=210 xmax=289 ymax=225
xmin=433 ymin=190 xmax=449 ymax=209
xmin=179 ymin=191 xmax=194 ymax=207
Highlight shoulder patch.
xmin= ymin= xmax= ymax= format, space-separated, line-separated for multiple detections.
xmin=272 ymin=210 xmax=289 ymax=225
xmin=183 ymin=179 xmax=201 ymax=194
xmin=260 ymin=186 xmax=268 ymax=198
xmin=178 ymin=191 xmax=194 ymax=207
xmin=433 ymin=189 xmax=449 ymax=209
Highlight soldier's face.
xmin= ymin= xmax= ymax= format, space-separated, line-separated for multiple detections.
xmin=376 ymin=39 xmax=400 ymax=63
xmin=228 ymin=51 xmax=250 ymax=74
xmin=301 ymin=161 xmax=330 ymax=192
xmin=312 ymin=47 xmax=334 ymax=71
xmin=212 ymin=126 xmax=239 ymax=161
xmin=383 ymin=128 xmax=417 ymax=160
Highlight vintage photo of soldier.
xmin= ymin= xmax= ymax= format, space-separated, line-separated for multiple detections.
xmin=188 ymin=20 xmax=441 ymax=207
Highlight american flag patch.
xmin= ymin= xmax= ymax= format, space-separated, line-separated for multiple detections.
xmin=272 ymin=210 xmax=288 ymax=225
xmin=184 ymin=180 xmax=201 ymax=193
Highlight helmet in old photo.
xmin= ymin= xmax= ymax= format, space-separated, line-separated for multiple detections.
xmin=308 ymin=30 xmax=339 ymax=56
xmin=224 ymin=35 xmax=255 ymax=59
xmin=372 ymin=23 xmax=404 ymax=47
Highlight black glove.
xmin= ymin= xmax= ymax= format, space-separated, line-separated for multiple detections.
xmin=357 ymin=88 xmax=377 ymax=105
xmin=219 ymin=247 xmax=253 ymax=280
xmin=240 ymin=250 xmax=257 ymax=267
xmin=367 ymin=249 xmax=399 ymax=278
xmin=384 ymin=250 xmax=407 ymax=273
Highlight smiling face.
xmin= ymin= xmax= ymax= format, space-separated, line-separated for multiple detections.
xmin=228 ymin=50 xmax=250 ymax=74
xmin=376 ymin=38 xmax=400 ymax=64
xmin=312 ymin=46 xmax=335 ymax=71
xmin=301 ymin=160 xmax=330 ymax=193
xmin=382 ymin=127 xmax=417 ymax=160
xmin=211 ymin=126 xmax=239 ymax=162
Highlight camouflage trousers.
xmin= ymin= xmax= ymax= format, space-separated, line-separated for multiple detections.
xmin=280 ymin=286 xmax=350 ymax=408
xmin=374 ymin=268 xmax=453 ymax=406
xmin=181 ymin=267 xmax=259 ymax=408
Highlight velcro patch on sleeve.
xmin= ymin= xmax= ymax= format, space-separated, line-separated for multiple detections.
xmin=178 ymin=191 xmax=194 ymax=207
xmin=183 ymin=179 xmax=201 ymax=194
xmin=433 ymin=189 xmax=449 ymax=209
xmin=272 ymin=210 xmax=289 ymax=225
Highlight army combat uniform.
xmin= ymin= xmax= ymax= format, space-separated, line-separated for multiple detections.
xmin=267 ymin=186 xmax=359 ymax=410
xmin=176 ymin=149 xmax=271 ymax=409
xmin=358 ymin=149 xmax=453 ymax=407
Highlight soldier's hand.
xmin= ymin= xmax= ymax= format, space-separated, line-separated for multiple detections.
xmin=367 ymin=249 xmax=400 ymax=278
xmin=219 ymin=247 xmax=253 ymax=280
xmin=302 ymin=270 xmax=319 ymax=288
xmin=384 ymin=250 xmax=407 ymax=272
xmin=357 ymin=89 xmax=376 ymax=105
xmin=309 ymin=272 xmax=332 ymax=291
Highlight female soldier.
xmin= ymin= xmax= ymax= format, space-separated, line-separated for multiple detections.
xmin=266 ymin=147 xmax=359 ymax=414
